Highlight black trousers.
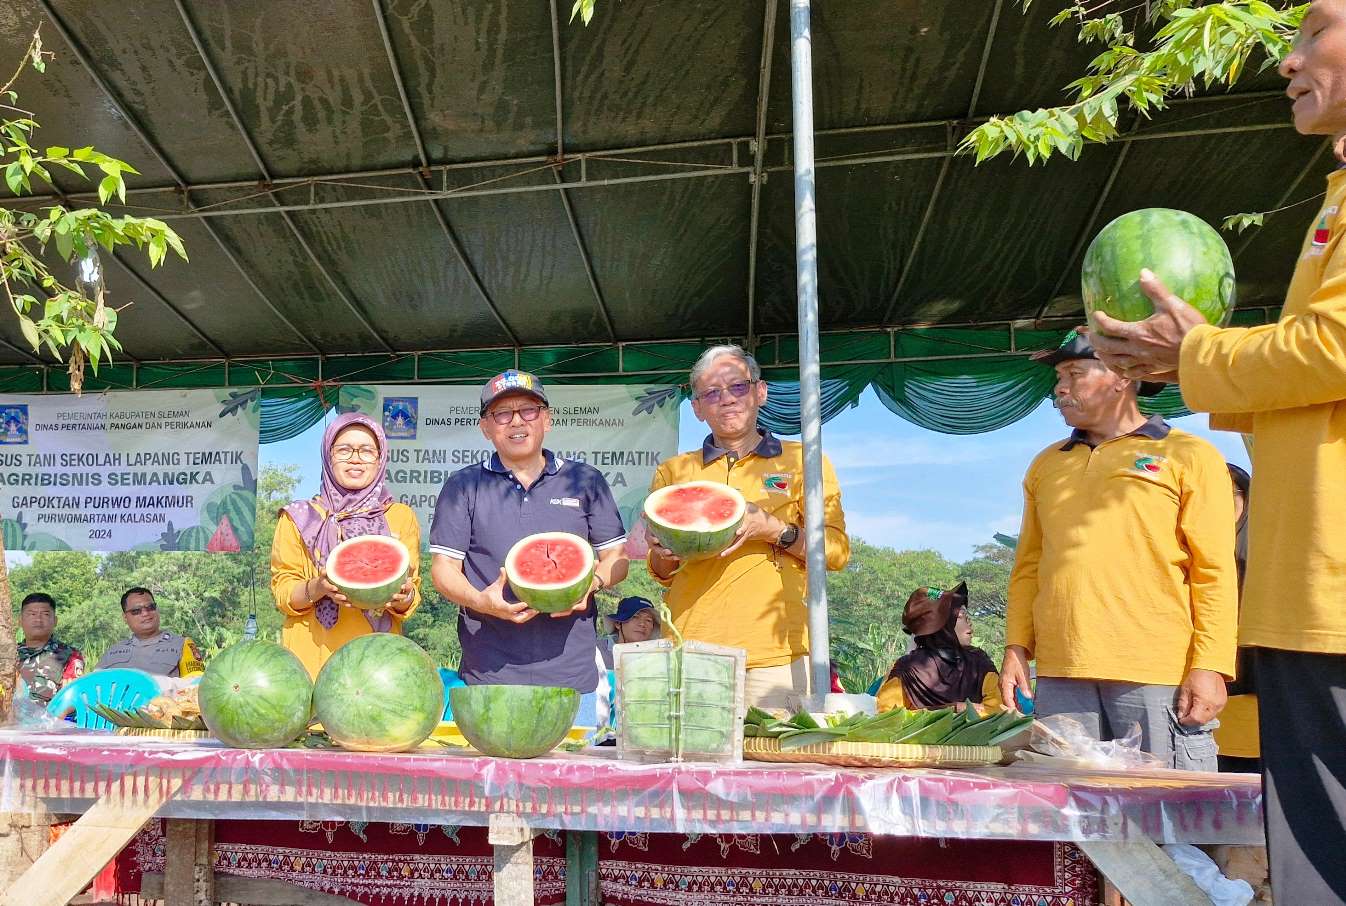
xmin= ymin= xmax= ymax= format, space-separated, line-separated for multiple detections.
xmin=1256 ymin=647 xmax=1346 ymax=904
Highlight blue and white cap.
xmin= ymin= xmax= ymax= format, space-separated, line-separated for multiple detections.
xmin=480 ymin=370 xmax=549 ymax=415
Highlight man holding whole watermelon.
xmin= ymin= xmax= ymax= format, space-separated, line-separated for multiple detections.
xmin=1086 ymin=3 xmax=1346 ymax=898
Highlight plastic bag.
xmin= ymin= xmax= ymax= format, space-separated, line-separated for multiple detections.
xmin=1014 ymin=713 xmax=1164 ymax=770
xmin=1163 ymin=843 xmax=1254 ymax=906
xmin=10 ymin=677 xmax=70 ymax=730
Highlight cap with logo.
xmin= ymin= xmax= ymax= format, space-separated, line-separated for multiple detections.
xmin=480 ymin=370 xmax=550 ymax=415
xmin=1031 ymin=330 xmax=1164 ymax=397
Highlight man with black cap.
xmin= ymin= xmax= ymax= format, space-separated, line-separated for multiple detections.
xmin=428 ymin=370 xmax=628 ymax=717
xmin=999 ymin=332 xmax=1238 ymax=770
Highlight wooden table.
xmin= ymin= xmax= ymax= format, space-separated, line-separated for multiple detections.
xmin=0 ymin=730 xmax=1263 ymax=906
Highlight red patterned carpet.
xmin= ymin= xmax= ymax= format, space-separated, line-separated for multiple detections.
xmin=113 ymin=820 xmax=1099 ymax=906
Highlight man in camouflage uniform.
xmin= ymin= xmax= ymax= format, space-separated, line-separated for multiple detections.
xmin=17 ymin=593 xmax=84 ymax=704
xmin=95 ymin=587 xmax=204 ymax=678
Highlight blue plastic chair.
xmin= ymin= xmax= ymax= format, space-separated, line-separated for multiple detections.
xmin=47 ymin=669 xmax=160 ymax=730
xmin=439 ymin=668 xmax=466 ymax=721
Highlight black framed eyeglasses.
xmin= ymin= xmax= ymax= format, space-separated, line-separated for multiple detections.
xmin=125 ymin=602 xmax=158 ymax=617
xmin=486 ymin=405 xmax=545 ymax=426
xmin=695 ymin=380 xmax=756 ymax=405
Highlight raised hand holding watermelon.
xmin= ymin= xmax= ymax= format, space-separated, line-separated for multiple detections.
xmin=1087 ymin=268 xmax=1208 ymax=383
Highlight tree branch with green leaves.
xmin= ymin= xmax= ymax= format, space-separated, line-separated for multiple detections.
xmin=1 ymin=27 xmax=187 ymax=393
xmin=961 ymin=1 xmax=1304 ymax=168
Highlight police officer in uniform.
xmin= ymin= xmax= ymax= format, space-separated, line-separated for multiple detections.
xmin=96 ymin=587 xmax=205 ymax=678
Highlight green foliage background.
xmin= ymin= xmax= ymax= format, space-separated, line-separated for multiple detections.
xmin=11 ymin=465 xmax=1012 ymax=692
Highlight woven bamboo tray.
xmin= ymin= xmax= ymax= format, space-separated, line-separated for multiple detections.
xmin=743 ymin=736 xmax=1003 ymax=768
xmin=115 ymin=727 xmax=211 ymax=741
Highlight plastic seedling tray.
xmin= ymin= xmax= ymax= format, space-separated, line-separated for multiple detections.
xmin=613 ymin=638 xmax=745 ymax=764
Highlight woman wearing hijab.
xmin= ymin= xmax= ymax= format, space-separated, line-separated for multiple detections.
xmin=876 ymin=583 xmax=1002 ymax=712
xmin=271 ymin=413 xmax=422 ymax=677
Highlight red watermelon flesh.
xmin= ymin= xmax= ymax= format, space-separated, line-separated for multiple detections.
xmin=653 ymin=484 xmax=740 ymax=527
xmin=205 ymin=515 xmax=242 ymax=552
xmin=505 ymin=532 xmax=595 ymax=613
xmin=643 ymin=481 xmax=746 ymax=558
xmin=512 ymin=537 xmax=589 ymax=585
xmin=332 ymin=539 xmax=404 ymax=581
xmin=327 ymin=535 xmax=410 ymax=610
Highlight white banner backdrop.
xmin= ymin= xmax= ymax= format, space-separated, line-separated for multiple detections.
xmin=338 ymin=384 xmax=681 ymax=546
xmin=0 ymin=388 xmax=261 ymax=552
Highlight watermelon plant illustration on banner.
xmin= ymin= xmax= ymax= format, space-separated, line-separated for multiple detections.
xmin=0 ymin=388 xmax=260 ymax=552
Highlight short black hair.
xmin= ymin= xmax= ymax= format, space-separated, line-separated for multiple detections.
xmin=120 ymin=586 xmax=154 ymax=610
xmin=20 ymin=592 xmax=55 ymax=612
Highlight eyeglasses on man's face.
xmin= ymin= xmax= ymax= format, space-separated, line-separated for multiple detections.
xmin=695 ymin=380 xmax=757 ymax=405
xmin=486 ymin=405 xmax=545 ymax=426
xmin=330 ymin=444 xmax=380 ymax=463
xmin=125 ymin=602 xmax=158 ymax=617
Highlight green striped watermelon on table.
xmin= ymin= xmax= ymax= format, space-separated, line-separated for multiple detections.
xmin=1081 ymin=208 xmax=1235 ymax=330
xmin=450 ymin=684 xmax=579 ymax=758
xmin=313 ymin=634 xmax=443 ymax=752
xmin=198 ymin=641 xmax=314 ymax=748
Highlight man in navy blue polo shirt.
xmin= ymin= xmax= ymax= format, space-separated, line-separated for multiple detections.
xmin=428 ymin=371 xmax=629 ymax=697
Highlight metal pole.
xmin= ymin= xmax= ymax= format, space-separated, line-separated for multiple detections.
xmin=790 ymin=0 xmax=830 ymax=705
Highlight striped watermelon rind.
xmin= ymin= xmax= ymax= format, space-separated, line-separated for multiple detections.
xmin=327 ymin=535 xmax=411 ymax=610
xmin=313 ymin=633 xmax=444 ymax=752
xmin=199 ymin=641 xmax=314 ymax=749
xmin=504 ymin=531 xmax=596 ymax=613
xmin=450 ymin=684 xmax=579 ymax=758
xmin=1082 ymin=208 xmax=1236 ymax=331
xmin=643 ymin=481 xmax=746 ymax=559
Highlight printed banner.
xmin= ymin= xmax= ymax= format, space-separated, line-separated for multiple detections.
xmin=338 ymin=384 xmax=681 ymax=545
xmin=0 ymin=389 xmax=261 ymax=552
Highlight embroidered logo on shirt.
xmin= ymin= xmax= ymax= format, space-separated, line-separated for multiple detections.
xmin=551 ymin=497 xmax=581 ymax=507
xmin=763 ymin=473 xmax=790 ymax=494
xmin=1134 ymin=455 xmax=1166 ymax=474
xmin=1307 ymin=206 xmax=1339 ymax=257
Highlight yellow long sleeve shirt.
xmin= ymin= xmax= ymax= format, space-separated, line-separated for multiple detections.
xmin=648 ymin=433 xmax=850 ymax=669
xmin=1005 ymin=419 xmax=1239 ymax=684
xmin=271 ymin=501 xmax=422 ymax=678
xmin=1181 ymin=168 xmax=1346 ymax=655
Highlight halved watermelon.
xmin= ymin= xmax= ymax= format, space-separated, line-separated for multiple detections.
xmin=504 ymin=532 xmax=595 ymax=613
xmin=327 ymin=535 xmax=410 ymax=610
xmin=450 ymin=684 xmax=579 ymax=758
xmin=643 ymin=481 xmax=746 ymax=558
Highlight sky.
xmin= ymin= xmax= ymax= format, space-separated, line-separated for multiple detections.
xmin=264 ymin=388 xmax=1251 ymax=563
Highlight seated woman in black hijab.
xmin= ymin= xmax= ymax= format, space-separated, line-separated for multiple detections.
xmin=876 ymin=583 xmax=1002 ymax=712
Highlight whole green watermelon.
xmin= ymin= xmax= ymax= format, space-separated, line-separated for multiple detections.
xmin=313 ymin=634 xmax=444 ymax=752
xmin=199 ymin=641 xmax=313 ymax=749
xmin=1081 ymin=208 xmax=1235 ymax=330
xmin=450 ymin=684 xmax=579 ymax=758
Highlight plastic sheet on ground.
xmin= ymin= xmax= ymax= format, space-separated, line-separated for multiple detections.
xmin=0 ymin=728 xmax=1263 ymax=844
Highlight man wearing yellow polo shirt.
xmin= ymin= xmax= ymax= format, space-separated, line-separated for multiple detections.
xmin=646 ymin=344 xmax=850 ymax=710
xmin=1000 ymin=334 xmax=1238 ymax=770
xmin=1086 ymin=7 xmax=1346 ymax=897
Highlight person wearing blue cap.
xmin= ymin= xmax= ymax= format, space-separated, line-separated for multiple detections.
xmin=428 ymin=370 xmax=629 ymax=708
xmin=598 ymin=596 xmax=660 ymax=670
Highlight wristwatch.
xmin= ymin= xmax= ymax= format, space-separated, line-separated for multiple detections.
xmin=776 ymin=523 xmax=800 ymax=548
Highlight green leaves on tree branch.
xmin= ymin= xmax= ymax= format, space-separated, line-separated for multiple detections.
xmin=961 ymin=2 xmax=1305 ymax=166
xmin=1 ymin=28 xmax=187 ymax=393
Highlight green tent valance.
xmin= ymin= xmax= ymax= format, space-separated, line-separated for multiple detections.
xmin=0 ymin=313 xmax=1272 ymax=441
